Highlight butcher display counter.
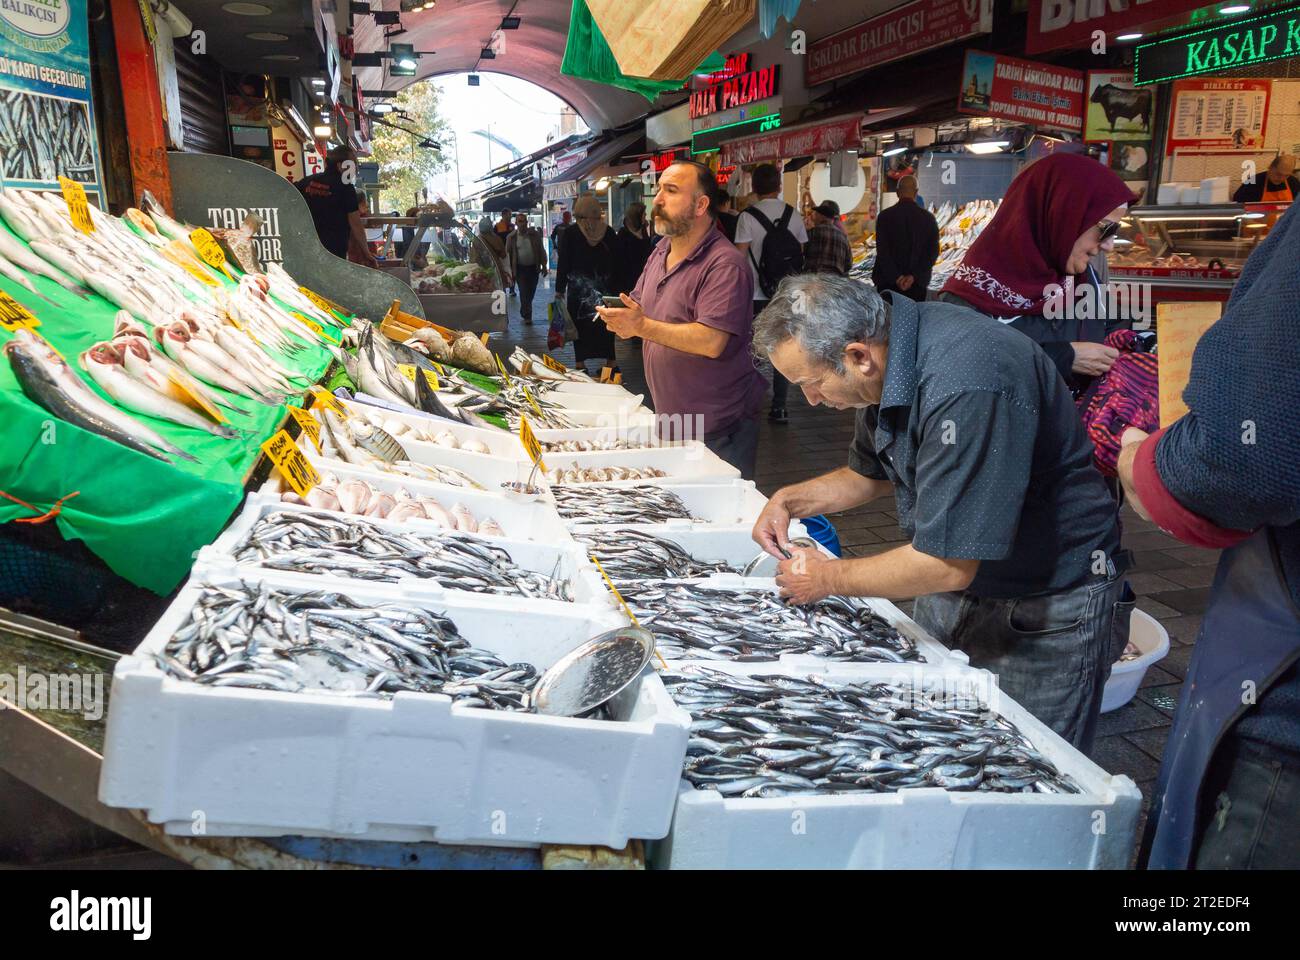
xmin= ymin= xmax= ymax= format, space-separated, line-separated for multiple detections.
xmin=1108 ymin=203 xmax=1284 ymax=311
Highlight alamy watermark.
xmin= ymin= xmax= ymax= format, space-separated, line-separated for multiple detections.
xmin=1043 ymin=278 xmax=1152 ymax=327
xmin=0 ymin=668 xmax=104 ymax=721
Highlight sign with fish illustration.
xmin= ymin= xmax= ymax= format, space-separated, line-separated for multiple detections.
xmin=261 ymin=428 xmax=320 ymax=498
xmin=0 ymin=0 xmax=104 ymax=202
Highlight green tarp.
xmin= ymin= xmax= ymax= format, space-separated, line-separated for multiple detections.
xmin=0 ymin=224 xmax=342 ymax=595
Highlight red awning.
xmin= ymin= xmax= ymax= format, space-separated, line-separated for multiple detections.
xmin=721 ymin=114 xmax=863 ymax=167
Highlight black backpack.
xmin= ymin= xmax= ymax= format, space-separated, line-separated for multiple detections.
xmin=745 ymin=204 xmax=804 ymax=297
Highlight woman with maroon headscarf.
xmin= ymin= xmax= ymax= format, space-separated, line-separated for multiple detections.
xmin=940 ymin=153 xmax=1136 ymax=393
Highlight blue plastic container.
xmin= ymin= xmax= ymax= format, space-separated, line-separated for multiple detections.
xmin=798 ymin=514 xmax=842 ymax=557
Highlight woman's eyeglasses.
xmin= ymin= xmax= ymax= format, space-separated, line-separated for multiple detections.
xmin=1097 ymin=219 xmax=1122 ymax=243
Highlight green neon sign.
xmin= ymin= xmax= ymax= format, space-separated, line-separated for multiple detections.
xmin=1135 ymin=4 xmax=1300 ymax=85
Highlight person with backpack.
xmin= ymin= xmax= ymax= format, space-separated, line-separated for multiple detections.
xmin=735 ymin=163 xmax=807 ymax=423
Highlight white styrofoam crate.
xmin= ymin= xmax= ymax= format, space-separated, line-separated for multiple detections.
xmin=197 ymin=497 xmax=605 ymax=608
xmin=341 ymin=398 xmax=525 ymax=460
xmin=304 ymin=441 xmax=535 ymax=491
xmin=99 ymin=573 xmax=690 ymax=848
xmin=563 ymin=480 xmax=769 ymax=529
xmin=651 ymin=659 xmax=1142 ymax=869
xmin=543 ymin=390 xmax=646 ymax=414
xmin=261 ymin=466 xmax=570 ymax=540
xmin=551 ymin=408 xmax=658 ymax=429
xmin=548 ymin=381 xmax=638 ymax=400
xmin=534 ymin=424 xmax=663 ymax=447
xmin=546 ymin=444 xmax=740 ymax=484
xmin=647 ymin=573 xmax=955 ymax=666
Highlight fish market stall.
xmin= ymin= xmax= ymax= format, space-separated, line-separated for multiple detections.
xmin=397 ymin=214 xmax=507 ymax=334
xmin=850 ymin=199 xmax=1001 ymax=294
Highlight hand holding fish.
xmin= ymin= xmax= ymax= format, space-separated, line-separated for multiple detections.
xmin=753 ymin=495 xmax=793 ymax=559
xmin=595 ymin=293 xmax=645 ymax=339
xmin=776 ymin=546 xmax=833 ymax=606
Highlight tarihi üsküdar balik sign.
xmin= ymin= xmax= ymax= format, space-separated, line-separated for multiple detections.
xmin=1135 ymin=4 xmax=1300 ymax=85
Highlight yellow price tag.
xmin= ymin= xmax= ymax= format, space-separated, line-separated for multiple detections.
xmin=0 ymin=292 xmax=40 ymax=331
xmin=518 ymin=415 xmax=546 ymax=473
xmin=160 ymin=240 xmax=220 ymax=287
xmin=58 ymin=176 xmax=94 ymax=233
xmin=521 ymin=385 xmax=543 ymax=417
xmin=166 ymin=368 xmax=227 ymax=424
xmin=288 ymin=407 xmax=323 ymax=453
xmin=137 ymin=0 xmax=157 ymax=43
xmin=599 ymin=366 xmax=613 ymax=383
xmin=494 ymin=353 xmax=513 ymax=385
xmin=479 ymin=332 xmax=490 ymax=347
xmin=290 ymin=311 xmax=325 ymax=338
xmin=540 ymin=353 xmax=568 ymax=375
xmin=261 ymin=429 xmax=320 ymax=498
xmin=397 ymin=363 xmax=440 ymax=391
xmin=310 ymin=386 xmax=349 ymax=417
xmin=298 ymin=286 xmax=344 ymax=316
xmin=429 ymin=360 xmax=446 ymax=376
xmin=189 ymin=229 xmax=233 ymax=279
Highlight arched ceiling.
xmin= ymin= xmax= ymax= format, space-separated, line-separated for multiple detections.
xmin=351 ymin=1 xmax=656 ymax=132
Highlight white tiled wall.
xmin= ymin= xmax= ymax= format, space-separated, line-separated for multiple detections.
xmin=1167 ymin=80 xmax=1300 ymax=186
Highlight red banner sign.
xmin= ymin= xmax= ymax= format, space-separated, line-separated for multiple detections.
xmin=807 ymin=0 xmax=992 ymax=87
xmin=1027 ymin=0 xmax=1212 ymax=54
xmin=690 ymin=63 xmax=780 ymax=119
xmin=721 ymin=116 xmax=862 ymax=167
xmin=957 ymin=50 xmax=1085 ymax=133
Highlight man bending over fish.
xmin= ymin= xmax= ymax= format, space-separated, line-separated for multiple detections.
xmin=751 ymin=275 xmax=1129 ymax=753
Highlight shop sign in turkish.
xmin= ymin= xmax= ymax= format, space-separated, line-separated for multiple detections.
xmin=689 ymin=53 xmax=780 ymax=120
xmin=1134 ymin=3 xmax=1300 ymax=85
xmin=719 ymin=115 xmax=862 ymax=167
xmin=0 ymin=0 xmax=104 ymax=202
xmin=1027 ymin=0 xmax=1212 ymax=55
xmin=1163 ymin=78 xmax=1270 ymax=153
xmin=692 ymin=112 xmax=782 ymax=156
xmin=957 ymin=50 xmax=1085 ymax=133
xmin=806 ymin=0 xmax=992 ymax=87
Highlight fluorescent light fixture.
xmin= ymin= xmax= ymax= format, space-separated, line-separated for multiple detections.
xmin=1116 ymin=32 xmax=1143 ymax=40
xmin=1218 ymin=4 xmax=1251 ymax=12
xmin=593 ymin=177 xmax=610 ymax=190
xmin=313 ymin=124 xmax=332 ymax=136
xmin=966 ymin=140 xmax=1010 ymax=154
xmin=882 ymin=146 xmax=908 ymax=157
xmin=397 ymin=58 xmax=417 ymax=69
xmin=371 ymin=102 xmax=395 ymax=114
xmin=1240 ymin=211 xmax=1267 ymax=219
xmin=311 ymin=77 xmax=326 ymax=86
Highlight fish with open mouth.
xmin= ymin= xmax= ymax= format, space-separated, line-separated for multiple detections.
xmin=5 ymin=328 xmax=198 ymax=463
xmin=80 ymin=341 xmax=238 ymax=438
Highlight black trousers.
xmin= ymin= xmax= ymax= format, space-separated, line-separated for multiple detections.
xmin=516 ymin=264 xmax=540 ymax=322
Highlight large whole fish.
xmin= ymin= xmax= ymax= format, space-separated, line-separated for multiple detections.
xmin=154 ymin=321 xmax=279 ymax=404
xmin=4 ymin=328 xmax=196 ymax=463
xmin=79 ymin=342 xmax=237 ymax=438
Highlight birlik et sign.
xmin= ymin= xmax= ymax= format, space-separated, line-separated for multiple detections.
xmin=1134 ymin=3 xmax=1300 ymax=85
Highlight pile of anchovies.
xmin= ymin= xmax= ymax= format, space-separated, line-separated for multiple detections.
xmin=230 ymin=510 xmax=572 ymax=600
xmin=664 ymin=668 xmax=1080 ymax=796
xmin=551 ymin=484 xmax=698 ymax=525
xmin=155 ymin=581 xmax=540 ymax=708
xmin=618 ymin=580 xmax=921 ymax=663
xmin=572 ymin=529 xmax=739 ymax=580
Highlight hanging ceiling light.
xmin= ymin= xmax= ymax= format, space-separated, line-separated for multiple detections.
xmin=966 ymin=140 xmax=1010 ymax=154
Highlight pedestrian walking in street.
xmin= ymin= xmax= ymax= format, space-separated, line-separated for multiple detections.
xmin=555 ymin=193 xmax=618 ymax=375
xmin=506 ymin=212 xmax=547 ymax=326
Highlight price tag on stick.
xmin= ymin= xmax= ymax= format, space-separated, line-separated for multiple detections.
xmin=298 ymin=285 xmax=345 ymax=316
xmin=518 ymin=415 xmax=547 ymax=474
xmin=261 ymin=429 xmax=320 ymax=498
xmin=540 ymin=353 xmax=568 ymax=375
xmin=189 ymin=229 xmax=234 ymax=280
xmin=288 ymin=407 xmax=323 ymax=453
xmin=58 ymin=177 xmax=94 ymax=233
xmin=310 ymin=386 xmax=349 ymax=417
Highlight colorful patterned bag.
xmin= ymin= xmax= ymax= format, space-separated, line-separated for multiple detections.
xmin=1077 ymin=329 xmax=1160 ymax=476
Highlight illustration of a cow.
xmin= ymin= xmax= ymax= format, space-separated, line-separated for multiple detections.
xmin=1090 ymin=84 xmax=1152 ymax=133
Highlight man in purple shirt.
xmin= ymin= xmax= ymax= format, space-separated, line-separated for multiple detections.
xmin=596 ymin=160 xmax=765 ymax=478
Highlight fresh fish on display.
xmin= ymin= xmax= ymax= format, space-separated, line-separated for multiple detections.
xmin=279 ymin=472 xmax=500 ymax=532
xmin=79 ymin=342 xmax=238 ymax=438
xmin=664 ymin=667 xmax=1080 ymax=796
xmin=551 ymin=484 xmax=698 ymax=525
xmin=0 ymin=222 xmax=87 ymax=297
xmin=542 ymin=438 xmax=658 ymax=453
xmin=4 ymin=328 xmax=196 ymax=463
xmin=617 ymin=580 xmax=920 ymax=663
xmin=156 ymin=580 xmax=542 ymax=709
xmin=112 ymin=315 xmax=249 ymax=416
xmin=549 ymin=465 xmax=668 ymax=484
xmin=232 ymin=509 xmax=572 ymax=600
xmin=208 ymin=213 xmax=264 ymax=274
xmin=154 ymin=322 xmax=282 ymax=404
xmin=573 ymin=529 xmax=739 ymax=580
xmin=507 ymin=346 xmax=595 ymax=382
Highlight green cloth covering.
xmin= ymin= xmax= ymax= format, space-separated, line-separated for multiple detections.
xmin=0 ymin=223 xmax=343 ymax=595
xmin=561 ymin=0 xmax=725 ymax=100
